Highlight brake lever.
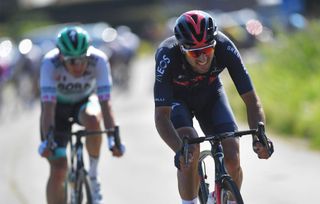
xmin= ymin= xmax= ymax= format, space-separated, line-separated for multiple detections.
xmin=182 ymin=137 xmax=189 ymax=166
xmin=257 ymin=122 xmax=267 ymax=146
xmin=257 ymin=122 xmax=273 ymax=157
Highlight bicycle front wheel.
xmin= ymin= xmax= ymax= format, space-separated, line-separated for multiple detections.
xmin=66 ymin=169 xmax=93 ymax=204
xmin=198 ymin=150 xmax=213 ymax=204
xmin=220 ymin=177 xmax=244 ymax=204
xmin=75 ymin=169 xmax=93 ymax=204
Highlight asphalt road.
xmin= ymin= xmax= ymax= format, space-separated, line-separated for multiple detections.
xmin=1 ymin=55 xmax=320 ymax=204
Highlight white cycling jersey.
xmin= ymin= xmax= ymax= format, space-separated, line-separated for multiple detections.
xmin=40 ymin=46 xmax=112 ymax=103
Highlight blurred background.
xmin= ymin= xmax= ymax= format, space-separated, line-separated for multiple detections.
xmin=1 ymin=0 xmax=320 ymax=147
xmin=1 ymin=0 xmax=320 ymax=203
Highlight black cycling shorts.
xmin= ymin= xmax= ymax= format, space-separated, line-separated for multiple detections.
xmin=54 ymin=97 xmax=90 ymax=148
xmin=170 ymin=88 xmax=238 ymax=135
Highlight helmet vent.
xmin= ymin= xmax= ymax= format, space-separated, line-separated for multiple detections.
xmin=60 ymin=39 xmax=70 ymax=52
xmin=67 ymin=30 xmax=78 ymax=49
xmin=178 ymin=24 xmax=191 ymax=42
xmin=79 ymin=38 xmax=85 ymax=53
xmin=191 ymin=14 xmax=198 ymax=24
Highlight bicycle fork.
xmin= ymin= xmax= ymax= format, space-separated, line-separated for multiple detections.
xmin=68 ymin=138 xmax=86 ymax=204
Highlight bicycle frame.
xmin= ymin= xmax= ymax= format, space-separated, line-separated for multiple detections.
xmin=184 ymin=129 xmax=259 ymax=204
xmin=66 ymin=131 xmax=93 ymax=204
xmin=68 ymin=134 xmax=86 ymax=184
xmin=62 ymin=128 xmax=119 ymax=204
xmin=209 ymin=139 xmax=236 ymax=204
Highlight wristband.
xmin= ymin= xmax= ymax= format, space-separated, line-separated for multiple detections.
xmin=38 ymin=140 xmax=48 ymax=156
xmin=107 ymin=136 xmax=115 ymax=150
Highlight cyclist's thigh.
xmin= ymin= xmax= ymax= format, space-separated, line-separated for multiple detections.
xmin=171 ymin=101 xmax=199 ymax=153
xmin=196 ymin=88 xmax=238 ymax=135
xmin=170 ymin=100 xmax=193 ymax=129
xmin=52 ymin=102 xmax=74 ymax=160
xmin=76 ymin=95 xmax=102 ymax=126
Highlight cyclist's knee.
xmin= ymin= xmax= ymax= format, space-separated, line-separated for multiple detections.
xmin=82 ymin=114 xmax=101 ymax=130
xmin=191 ymin=143 xmax=200 ymax=159
xmin=224 ymin=152 xmax=241 ymax=173
xmin=49 ymin=159 xmax=68 ymax=181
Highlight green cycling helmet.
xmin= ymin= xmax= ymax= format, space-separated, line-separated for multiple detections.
xmin=56 ymin=26 xmax=90 ymax=57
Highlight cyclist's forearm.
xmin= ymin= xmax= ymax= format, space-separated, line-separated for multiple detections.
xmin=241 ymin=91 xmax=265 ymax=128
xmin=41 ymin=102 xmax=56 ymax=139
xmin=155 ymin=115 xmax=182 ymax=152
xmin=100 ymin=100 xmax=116 ymax=130
xmin=246 ymin=104 xmax=265 ymax=130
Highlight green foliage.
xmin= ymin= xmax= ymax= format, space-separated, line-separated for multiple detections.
xmin=2 ymin=11 xmax=55 ymax=39
xmin=229 ymin=20 xmax=320 ymax=149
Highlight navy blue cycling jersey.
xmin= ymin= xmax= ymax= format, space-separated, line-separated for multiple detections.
xmin=154 ymin=31 xmax=253 ymax=110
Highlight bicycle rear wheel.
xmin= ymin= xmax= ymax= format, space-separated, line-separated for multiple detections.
xmin=219 ymin=177 xmax=243 ymax=204
xmin=198 ymin=150 xmax=212 ymax=204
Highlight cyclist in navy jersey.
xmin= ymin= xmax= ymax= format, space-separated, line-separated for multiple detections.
xmin=154 ymin=10 xmax=273 ymax=204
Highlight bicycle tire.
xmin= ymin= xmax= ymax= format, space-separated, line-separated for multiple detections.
xmin=198 ymin=150 xmax=212 ymax=204
xmin=64 ymin=171 xmax=76 ymax=204
xmin=219 ymin=177 xmax=244 ymax=204
xmin=75 ymin=169 xmax=93 ymax=204
xmin=66 ymin=169 xmax=93 ymax=204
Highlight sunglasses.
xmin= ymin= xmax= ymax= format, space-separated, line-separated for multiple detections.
xmin=63 ymin=56 xmax=88 ymax=65
xmin=181 ymin=44 xmax=215 ymax=58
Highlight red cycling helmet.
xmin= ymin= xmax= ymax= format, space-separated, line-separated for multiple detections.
xmin=174 ymin=10 xmax=218 ymax=47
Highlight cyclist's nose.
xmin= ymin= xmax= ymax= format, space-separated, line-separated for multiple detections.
xmin=197 ymin=53 xmax=208 ymax=61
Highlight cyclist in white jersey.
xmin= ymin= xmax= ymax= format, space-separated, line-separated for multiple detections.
xmin=38 ymin=26 xmax=124 ymax=204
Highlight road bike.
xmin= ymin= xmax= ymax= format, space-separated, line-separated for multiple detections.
xmin=182 ymin=122 xmax=273 ymax=204
xmin=48 ymin=126 xmax=122 ymax=204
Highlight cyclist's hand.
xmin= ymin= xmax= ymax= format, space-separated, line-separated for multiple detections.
xmin=38 ymin=140 xmax=54 ymax=158
xmin=253 ymin=138 xmax=274 ymax=159
xmin=107 ymin=136 xmax=125 ymax=157
xmin=110 ymin=144 xmax=125 ymax=157
xmin=174 ymin=150 xmax=193 ymax=170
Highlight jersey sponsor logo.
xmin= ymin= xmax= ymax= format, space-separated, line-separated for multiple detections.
xmin=173 ymin=74 xmax=217 ymax=87
xmin=58 ymin=82 xmax=91 ymax=93
xmin=227 ymin=45 xmax=241 ymax=58
xmin=171 ymin=102 xmax=180 ymax=110
xmin=156 ymin=54 xmax=170 ymax=82
xmin=155 ymin=97 xmax=165 ymax=102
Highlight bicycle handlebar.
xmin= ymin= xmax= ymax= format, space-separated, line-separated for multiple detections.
xmin=52 ymin=126 xmax=122 ymax=150
xmin=182 ymin=123 xmax=273 ymax=165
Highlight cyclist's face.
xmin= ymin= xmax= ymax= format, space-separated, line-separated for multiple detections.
xmin=182 ymin=44 xmax=215 ymax=74
xmin=62 ymin=55 xmax=88 ymax=77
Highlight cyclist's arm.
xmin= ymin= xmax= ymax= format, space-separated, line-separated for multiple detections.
xmin=40 ymin=101 xmax=56 ymax=139
xmin=240 ymin=90 xmax=266 ymax=130
xmin=155 ymin=106 xmax=182 ymax=152
xmin=94 ymin=49 xmax=116 ymax=130
xmin=219 ymin=35 xmax=265 ymax=127
xmin=39 ymin=56 xmax=57 ymax=139
xmin=99 ymin=99 xmax=116 ymax=130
